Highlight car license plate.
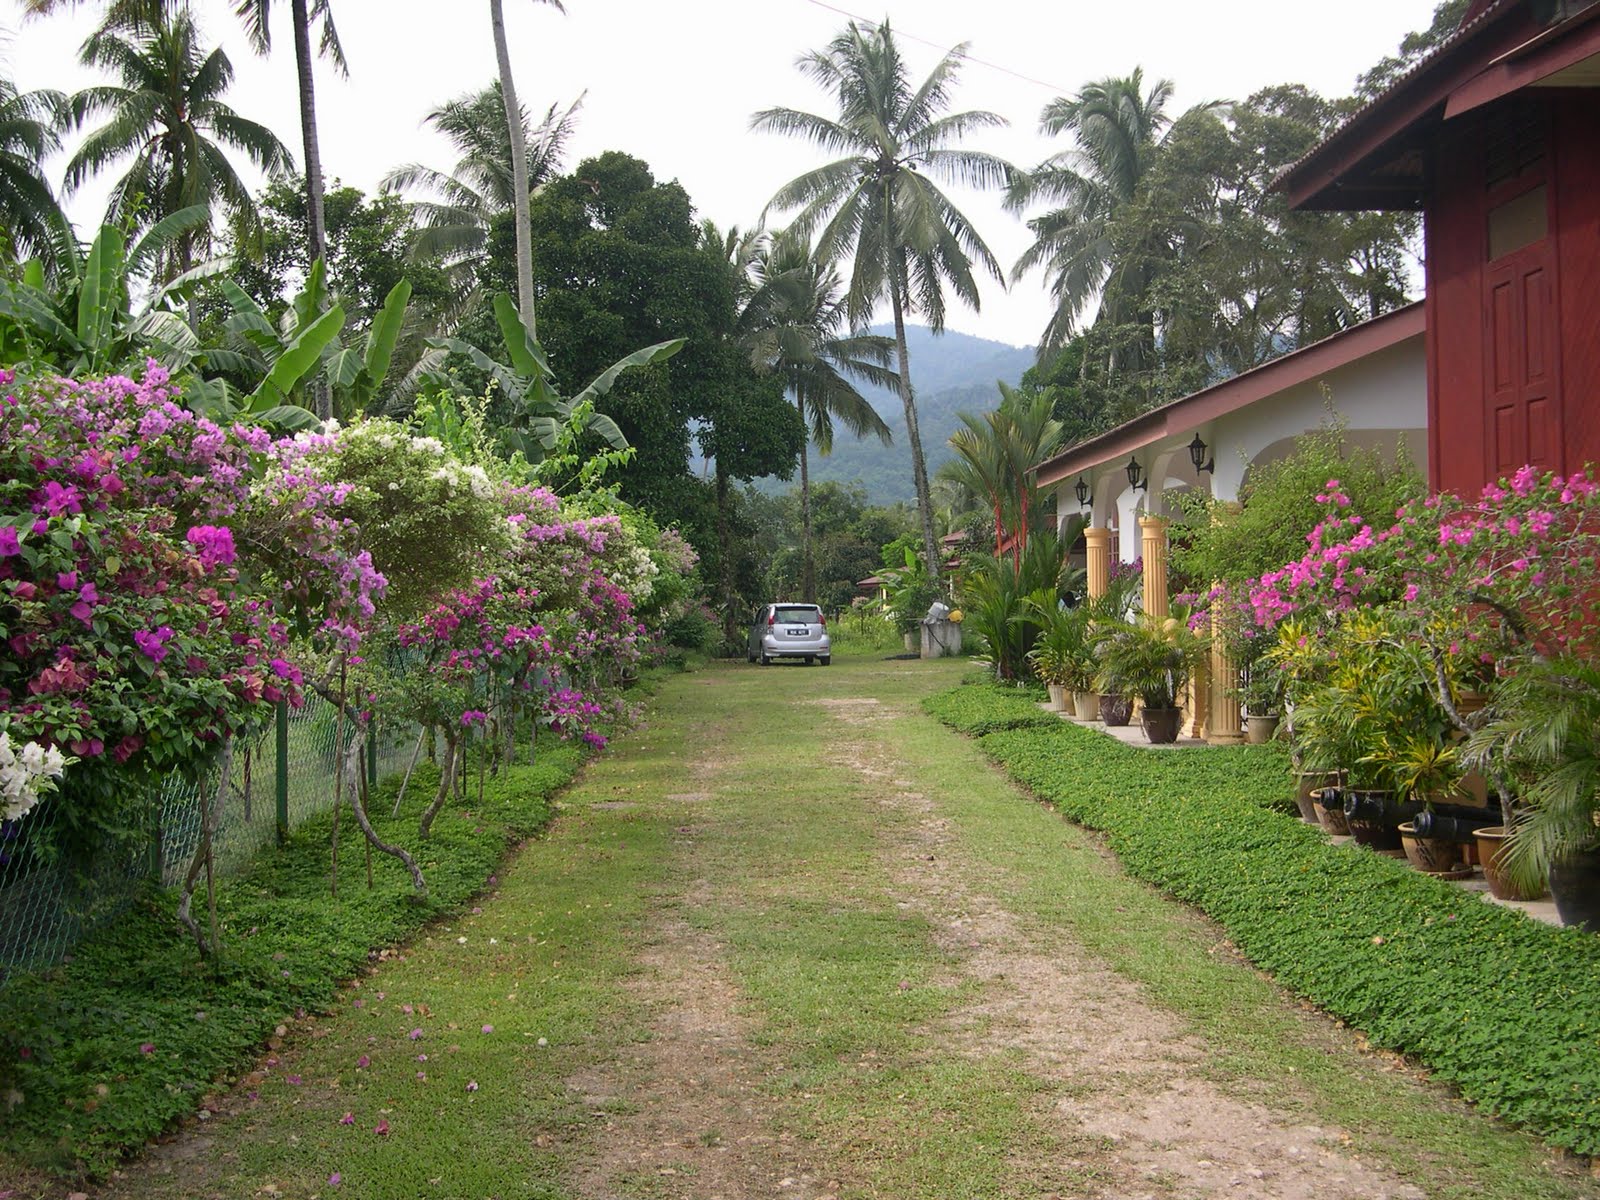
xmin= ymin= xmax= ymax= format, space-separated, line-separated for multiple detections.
xmin=788 ymin=627 xmax=807 ymax=635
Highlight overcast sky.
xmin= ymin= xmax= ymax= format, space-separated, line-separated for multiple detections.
xmin=4 ymin=0 xmax=1443 ymax=348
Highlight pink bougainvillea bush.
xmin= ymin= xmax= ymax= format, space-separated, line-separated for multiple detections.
xmin=1 ymin=363 xmax=698 ymax=867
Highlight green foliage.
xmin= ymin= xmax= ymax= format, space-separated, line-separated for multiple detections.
xmin=925 ymin=682 xmax=1600 ymax=1157
xmin=1170 ymin=411 xmax=1424 ymax=588
xmin=922 ymin=683 xmax=1064 ymax=736
xmin=1092 ymin=611 xmax=1207 ymax=709
xmin=956 ymin=528 xmax=1084 ymax=680
xmin=0 ymin=747 xmax=584 ymax=1177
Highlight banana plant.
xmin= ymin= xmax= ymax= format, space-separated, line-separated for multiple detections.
xmin=429 ymin=292 xmax=683 ymax=464
xmin=0 ymin=207 xmax=227 ymax=374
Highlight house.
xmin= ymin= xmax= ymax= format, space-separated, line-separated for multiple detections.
xmin=1030 ymin=303 xmax=1427 ymax=741
xmin=1278 ymin=0 xmax=1600 ymax=499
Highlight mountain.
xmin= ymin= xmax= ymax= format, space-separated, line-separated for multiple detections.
xmin=760 ymin=324 xmax=1037 ymax=505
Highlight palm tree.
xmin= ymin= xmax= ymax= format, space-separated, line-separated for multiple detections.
xmin=382 ymin=82 xmax=581 ymax=291
xmin=736 ymin=230 xmax=897 ymax=603
xmin=1009 ymin=68 xmax=1216 ymax=358
xmin=489 ymin=0 xmax=566 ymax=337
xmin=940 ymin=383 xmax=1063 ymax=570
xmin=753 ymin=19 xmax=1015 ymax=582
xmin=0 ymin=72 xmax=69 ymax=270
xmin=64 ymin=5 xmax=293 ymax=284
xmin=233 ymin=0 xmax=345 ymax=297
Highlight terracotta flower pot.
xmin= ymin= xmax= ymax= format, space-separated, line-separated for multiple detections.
xmin=1473 ymin=826 xmax=1548 ymax=901
xmin=1293 ymin=772 xmax=1338 ymax=824
xmin=1098 ymin=693 xmax=1133 ymax=727
xmin=1313 ymin=787 xmax=1350 ymax=836
xmin=1245 ymin=715 xmax=1280 ymax=745
xmin=1072 ymin=691 xmax=1100 ymax=721
xmin=1397 ymin=821 xmax=1462 ymax=873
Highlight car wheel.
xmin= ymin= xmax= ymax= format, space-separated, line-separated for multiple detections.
xmin=760 ymin=653 xmax=771 ymax=666
xmin=820 ymin=656 xmax=831 ymax=666
xmin=804 ymin=655 xmax=814 ymax=665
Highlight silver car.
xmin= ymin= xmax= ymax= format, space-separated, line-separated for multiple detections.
xmin=747 ymin=603 xmax=831 ymax=666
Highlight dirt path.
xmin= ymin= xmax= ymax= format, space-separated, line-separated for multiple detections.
xmin=821 ymin=693 xmax=1425 ymax=1200
xmin=61 ymin=656 xmax=1597 ymax=1200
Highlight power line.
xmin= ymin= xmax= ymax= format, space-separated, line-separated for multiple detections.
xmin=802 ymin=0 xmax=1069 ymax=95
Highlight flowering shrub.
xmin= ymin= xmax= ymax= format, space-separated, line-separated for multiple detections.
xmin=0 ymin=730 xmax=69 ymax=821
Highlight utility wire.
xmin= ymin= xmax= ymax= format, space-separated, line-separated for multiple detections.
xmin=802 ymin=0 xmax=1069 ymax=95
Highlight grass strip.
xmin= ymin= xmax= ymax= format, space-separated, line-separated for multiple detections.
xmin=925 ymin=679 xmax=1600 ymax=1159
xmin=0 ymin=743 xmax=585 ymax=1178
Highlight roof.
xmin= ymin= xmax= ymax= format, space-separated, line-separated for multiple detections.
xmin=1274 ymin=0 xmax=1600 ymax=210
xmin=1031 ymin=301 xmax=1425 ymax=488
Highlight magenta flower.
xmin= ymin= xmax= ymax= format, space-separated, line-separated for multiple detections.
xmin=481 ymin=1024 xmax=493 ymax=1034
xmin=339 ymin=1112 xmax=355 ymax=1125
xmin=139 ymin=1042 xmax=155 ymax=1055
xmin=374 ymin=1118 xmax=390 ymax=1136
xmin=466 ymin=1080 xmax=479 ymax=1092
xmin=356 ymin=1054 xmax=370 ymax=1069
xmin=185 ymin=524 xmax=237 ymax=569
xmin=0 ymin=525 xmax=19 ymax=557
xmin=329 ymin=1172 xmax=342 ymax=1187
xmin=408 ymin=1028 xmax=423 ymax=1040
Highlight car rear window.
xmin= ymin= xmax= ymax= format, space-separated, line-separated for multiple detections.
xmin=775 ymin=606 xmax=820 ymax=624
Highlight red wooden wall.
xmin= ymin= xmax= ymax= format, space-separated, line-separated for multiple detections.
xmin=1425 ymin=90 xmax=1600 ymax=498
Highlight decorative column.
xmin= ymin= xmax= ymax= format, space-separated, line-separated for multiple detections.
xmin=1085 ymin=526 xmax=1112 ymax=601
xmin=1207 ymin=621 xmax=1244 ymax=744
xmin=1138 ymin=516 xmax=1169 ymax=619
xmin=1187 ymin=649 xmax=1210 ymax=740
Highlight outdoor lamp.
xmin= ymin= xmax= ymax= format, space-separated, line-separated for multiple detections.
xmin=1188 ymin=433 xmax=1215 ymax=474
xmin=1074 ymin=476 xmax=1091 ymax=508
xmin=1125 ymin=456 xmax=1148 ymax=492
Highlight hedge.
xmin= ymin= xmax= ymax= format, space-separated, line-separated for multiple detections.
xmin=0 ymin=746 xmax=585 ymax=1177
xmin=925 ymin=681 xmax=1600 ymax=1156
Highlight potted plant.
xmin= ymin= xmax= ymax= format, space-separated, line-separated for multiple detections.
xmin=1083 ymin=571 xmax=1142 ymax=727
xmin=1093 ymin=613 xmax=1206 ymax=744
xmin=1240 ymin=665 xmax=1282 ymax=745
xmin=1466 ymin=656 xmax=1599 ymax=923
xmin=1025 ymin=601 xmax=1095 ymax=717
xmin=1382 ymin=735 xmax=1468 ymax=874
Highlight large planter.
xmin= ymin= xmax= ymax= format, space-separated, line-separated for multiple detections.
xmin=1548 ymin=846 xmax=1600 ymax=931
xmin=1140 ymin=707 xmax=1183 ymax=744
xmin=1045 ymin=683 xmax=1068 ymax=712
xmin=1244 ymin=714 xmax=1280 ymax=745
xmin=1473 ymin=826 xmax=1548 ymax=901
xmin=1312 ymin=787 xmax=1350 ymax=836
xmin=1293 ymin=772 xmax=1338 ymax=824
xmin=1098 ymin=693 xmax=1133 ymax=727
xmin=1342 ymin=788 xmax=1403 ymax=850
xmin=1072 ymin=691 xmax=1100 ymax=721
xmin=1397 ymin=821 xmax=1463 ymax=873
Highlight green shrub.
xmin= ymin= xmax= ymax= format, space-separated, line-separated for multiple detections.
xmin=922 ymin=682 xmax=1066 ymax=736
xmin=925 ymin=682 xmax=1600 ymax=1155
xmin=0 ymin=747 xmax=584 ymax=1177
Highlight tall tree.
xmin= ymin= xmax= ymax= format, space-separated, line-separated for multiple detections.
xmin=733 ymin=230 xmax=896 ymax=602
xmin=489 ymin=0 xmax=565 ymax=337
xmin=64 ymin=4 xmax=293 ymax=282
xmin=753 ymin=19 xmax=1015 ymax=583
xmin=1007 ymin=68 xmax=1213 ymax=359
xmin=382 ymin=82 xmax=580 ymax=294
xmin=0 ymin=74 xmax=69 ymax=270
xmin=940 ymin=382 xmax=1063 ymax=569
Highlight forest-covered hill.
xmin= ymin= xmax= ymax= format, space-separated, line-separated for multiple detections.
xmin=759 ymin=324 xmax=1036 ymax=505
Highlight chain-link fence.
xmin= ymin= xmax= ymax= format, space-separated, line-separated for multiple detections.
xmin=0 ymin=694 xmax=416 ymax=983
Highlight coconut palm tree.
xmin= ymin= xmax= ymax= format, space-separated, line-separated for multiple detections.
xmin=0 ymin=72 xmax=69 ymax=270
xmin=382 ymin=82 xmax=581 ymax=292
xmin=233 ymin=0 xmax=345 ymax=289
xmin=63 ymin=4 xmax=293 ymax=284
xmin=489 ymin=0 xmax=566 ymax=337
xmin=752 ymin=19 xmax=1015 ymax=582
xmin=1009 ymin=68 xmax=1218 ymax=358
xmin=737 ymin=231 xmax=897 ymax=603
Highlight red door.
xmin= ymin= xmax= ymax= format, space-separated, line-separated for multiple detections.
xmin=1483 ymin=240 xmax=1561 ymax=482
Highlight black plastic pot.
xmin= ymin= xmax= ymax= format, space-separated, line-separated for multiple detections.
xmin=1099 ymin=693 xmax=1133 ymax=726
xmin=1140 ymin=707 xmax=1182 ymax=744
xmin=1341 ymin=788 xmax=1403 ymax=850
xmin=1549 ymin=846 xmax=1600 ymax=932
xmin=1410 ymin=809 xmax=1502 ymax=842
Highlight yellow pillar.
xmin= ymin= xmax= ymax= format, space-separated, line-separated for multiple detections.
xmin=1085 ymin=526 xmax=1112 ymax=601
xmin=1187 ymin=649 xmax=1210 ymax=740
xmin=1207 ymin=627 xmax=1244 ymax=744
xmin=1138 ymin=516 xmax=1169 ymax=619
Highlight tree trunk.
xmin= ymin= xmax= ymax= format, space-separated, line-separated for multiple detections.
xmin=290 ymin=0 xmax=331 ymax=420
xmin=715 ymin=461 xmax=737 ymax=646
xmin=890 ymin=287 xmax=940 ymax=581
xmin=798 ymin=393 xmax=816 ymax=604
xmin=491 ymin=0 xmax=536 ymax=338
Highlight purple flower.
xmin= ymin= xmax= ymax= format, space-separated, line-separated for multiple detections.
xmin=466 ymin=1080 xmax=479 ymax=1092
xmin=133 ymin=626 xmax=175 ymax=663
xmin=339 ymin=1112 xmax=354 ymax=1125
xmin=408 ymin=1028 xmax=423 ymax=1040
xmin=39 ymin=480 xmax=82 ymax=517
xmin=481 ymin=1024 xmax=493 ymax=1034
xmin=185 ymin=524 xmax=236 ymax=568
xmin=0 ymin=525 xmax=21 ymax=557
xmin=356 ymin=1054 xmax=370 ymax=1069
xmin=330 ymin=1171 xmax=342 ymax=1186
xmin=460 ymin=710 xmax=489 ymax=727
xmin=139 ymin=1042 xmax=155 ymax=1055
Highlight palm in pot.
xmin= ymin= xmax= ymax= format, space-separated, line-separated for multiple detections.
xmin=1092 ymin=612 xmax=1206 ymax=743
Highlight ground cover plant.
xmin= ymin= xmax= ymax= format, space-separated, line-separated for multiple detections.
xmin=0 ymin=744 xmax=583 ymax=1177
xmin=927 ymin=680 xmax=1600 ymax=1156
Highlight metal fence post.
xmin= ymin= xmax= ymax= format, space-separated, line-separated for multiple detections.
xmin=275 ymin=700 xmax=289 ymax=846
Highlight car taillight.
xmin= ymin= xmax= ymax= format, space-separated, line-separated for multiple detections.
xmin=767 ymin=613 xmax=775 ymax=626
xmin=818 ymin=612 xmax=826 ymax=626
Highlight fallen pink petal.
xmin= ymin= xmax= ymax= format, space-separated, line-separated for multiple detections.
xmin=408 ymin=1028 xmax=424 ymax=1040
xmin=339 ymin=1112 xmax=354 ymax=1125
xmin=466 ymin=1080 xmax=478 ymax=1092
xmin=329 ymin=1172 xmax=341 ymax=1186
xmin=138 ymin=1042 xmax=154 ymax=1055
xmin=481 ymin=1024 xmax=493 ymax=1034
xmin=374 ymin=1118 xmax=390 ymax=1136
